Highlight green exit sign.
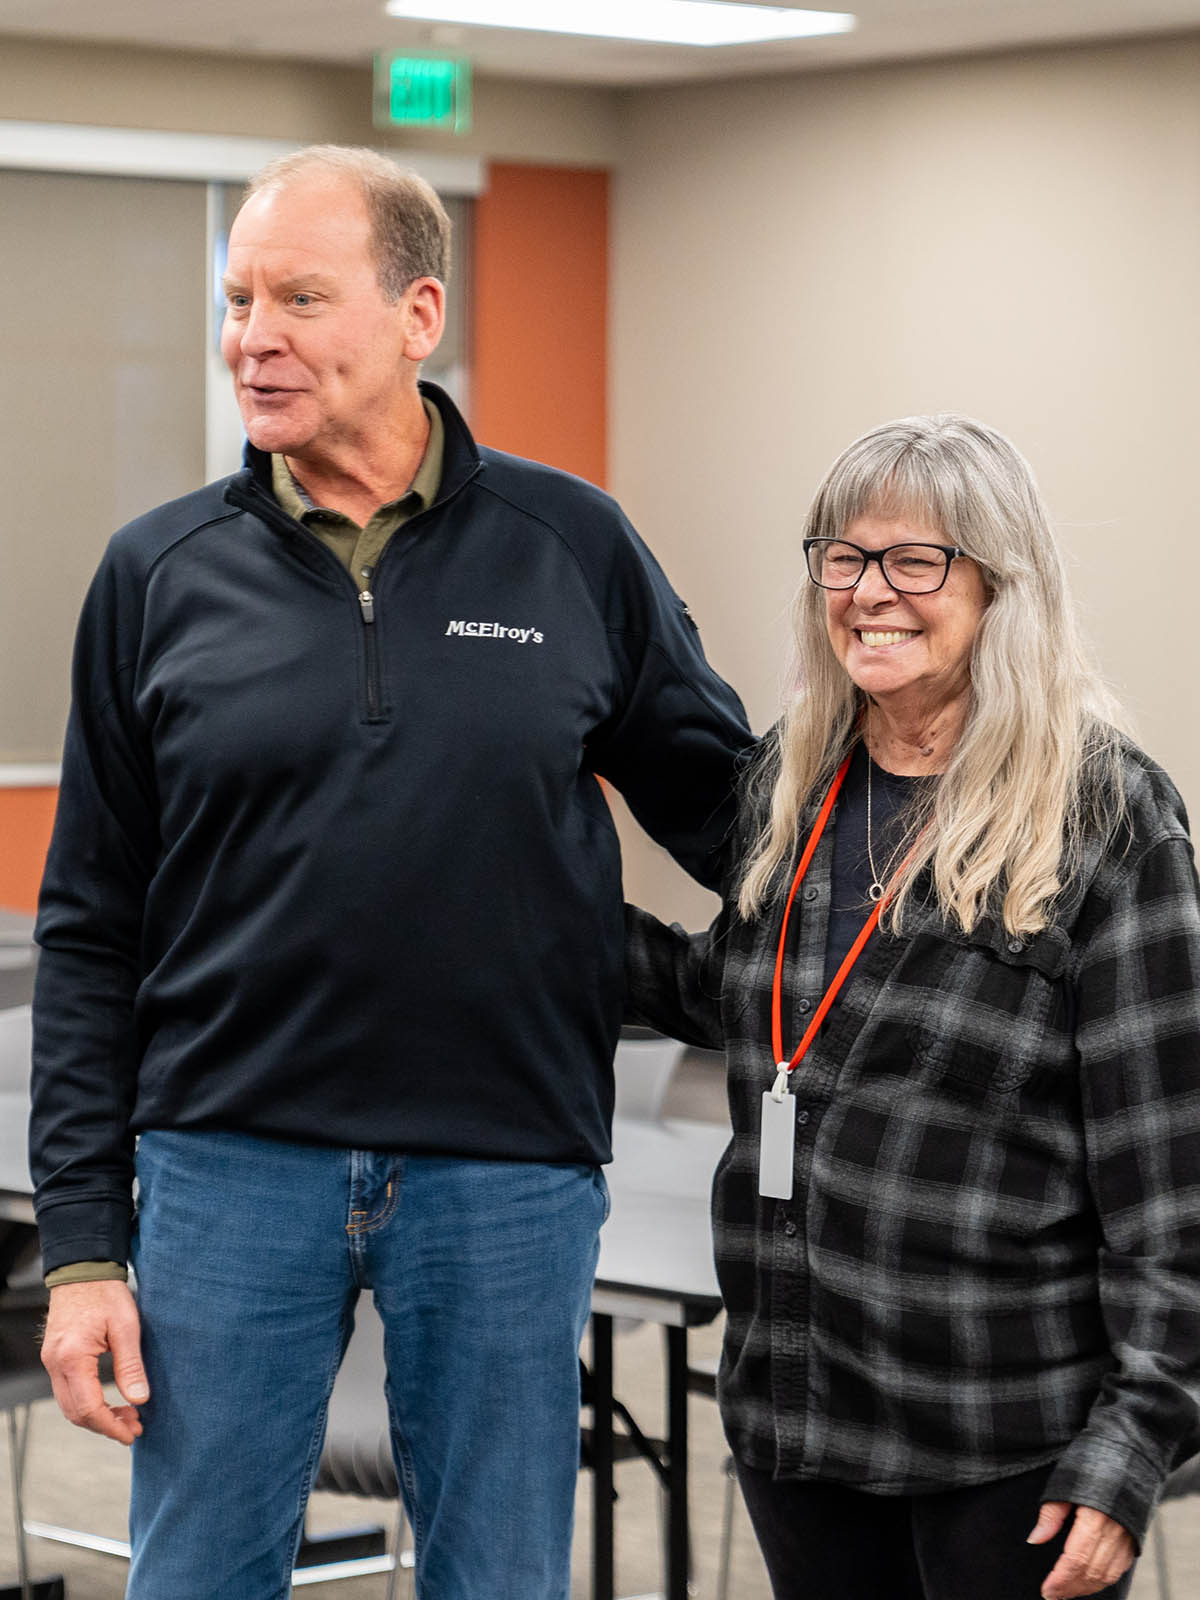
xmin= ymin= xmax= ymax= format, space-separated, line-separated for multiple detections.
xmin=373 ymin=55 xmax=471 ymax=133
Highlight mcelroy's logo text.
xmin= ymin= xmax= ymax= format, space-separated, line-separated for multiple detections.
xmin=445 ymin=620 xmax=544 ymax=644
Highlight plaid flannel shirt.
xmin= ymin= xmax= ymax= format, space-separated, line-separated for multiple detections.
xmin=625 ymin=741 xmax=1200 ymax=1543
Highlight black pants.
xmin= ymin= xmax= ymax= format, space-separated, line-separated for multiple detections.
xmin=736 ymin=1460 xmax=1136 ymax=1600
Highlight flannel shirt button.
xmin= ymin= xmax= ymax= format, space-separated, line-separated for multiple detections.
xmin=797 ymin=1109 xmax=810 ymax=1126
xmin=783 ymin=1219 xmax=798 ymax=1237
xmin=1007 ymin=938 xmax=1025 ymax=953
xmin=797 ymin=998 xmax=811 ymax=1013
xmin=803 ymin=887 xmax=819 ymax=901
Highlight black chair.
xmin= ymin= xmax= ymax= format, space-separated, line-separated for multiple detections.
xmin=0 ymin=1294 xmax=63 ymax=1600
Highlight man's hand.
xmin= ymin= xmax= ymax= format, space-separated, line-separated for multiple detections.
xmin=41 ymin=1279 xmax=148 ymax=1445
xmin=1028 ymin=1500 xmax=1136 ymax=1599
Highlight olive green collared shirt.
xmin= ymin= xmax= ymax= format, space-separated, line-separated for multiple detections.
xmin=42 ymin=402 xmax=445 ymax=1291
xmin=271 ymin=397 xmax=444 ymax=583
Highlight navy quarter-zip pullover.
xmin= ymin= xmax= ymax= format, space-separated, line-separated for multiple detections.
xmin=30 ymin=382 xmax=752 ymax=1273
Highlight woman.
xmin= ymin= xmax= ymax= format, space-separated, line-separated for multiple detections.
xmin=625 ymin=415 xmax=1200 ymax=1600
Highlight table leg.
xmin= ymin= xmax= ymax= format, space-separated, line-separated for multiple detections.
xmin=591 ymin=1313 xmax=614 ymax=1600
xmin=6 ymin=1408 xmax=66 ymax=1599
xmin=664 ymin=1325 xmax=689 ymax=1600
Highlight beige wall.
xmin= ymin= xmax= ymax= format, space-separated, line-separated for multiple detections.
xmin=0 ymin=35 xmax=621 ymax=165
xmin=611 ymin=33 xmax=1200 ymax=923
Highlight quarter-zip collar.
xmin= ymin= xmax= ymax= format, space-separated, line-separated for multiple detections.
xmin=223 ymin=379 xmax=484 ymax=538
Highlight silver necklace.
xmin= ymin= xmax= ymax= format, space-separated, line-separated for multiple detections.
xmin=865 ymin=752 xmax=885 ymax=902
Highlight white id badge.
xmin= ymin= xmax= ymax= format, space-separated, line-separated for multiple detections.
xmin=759 ymin=1089 xmax=797 ymax=1199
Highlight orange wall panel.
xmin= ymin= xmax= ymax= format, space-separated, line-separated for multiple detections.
xmin=471 ymin=163 xmax=608 ymax=488
xmin=0 ymin=787 xmax=57 ymax=913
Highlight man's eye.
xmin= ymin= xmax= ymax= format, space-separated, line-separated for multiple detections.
xmin=292 ymin=293 xmax=313 ymax=307
xmin=226 ymin=294 xmax=250 ymax=309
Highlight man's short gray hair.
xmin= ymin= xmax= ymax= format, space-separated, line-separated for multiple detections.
xmin=244 ymin=144 xmax=452 ymax=301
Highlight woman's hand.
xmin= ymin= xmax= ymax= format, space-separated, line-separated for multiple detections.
xmin=1028 ymin=1501 xmax=1136 ymax=1598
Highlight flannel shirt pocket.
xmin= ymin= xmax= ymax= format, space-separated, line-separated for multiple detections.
xmin=907 ymin=924 xmax=1072 ymax=1094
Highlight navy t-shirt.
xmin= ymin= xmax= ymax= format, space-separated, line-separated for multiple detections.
xmin=823 ymin=740 xmax=926 ymax=989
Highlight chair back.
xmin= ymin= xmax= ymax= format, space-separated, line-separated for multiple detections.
xmin=0 ymin=1298 xmax=52 ymax=1413
xmin=315 ymin=1293 xmax=397 ymax=1500
xmin=612 ymin=1034 xmax=686 ymax=1124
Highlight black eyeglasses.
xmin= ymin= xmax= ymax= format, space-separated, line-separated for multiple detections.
xmin=803 ymin=538 xmax=965 ymax=595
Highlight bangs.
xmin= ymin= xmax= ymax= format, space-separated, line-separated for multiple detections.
xmin=806 ymin=419 xmax=1006 ymax=552
xmin=812 ymin=450 xmax=957 ymax=544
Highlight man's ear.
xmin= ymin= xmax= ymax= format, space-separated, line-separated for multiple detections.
xmin=402 ymin=277 xmax=446 ymax=363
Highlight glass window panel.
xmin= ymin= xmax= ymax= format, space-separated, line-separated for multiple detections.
xmin=0 ymin=170 xmax=207 ymax=762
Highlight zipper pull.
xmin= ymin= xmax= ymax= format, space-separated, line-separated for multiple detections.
xmin=358 ymin=590 xmax=375 ymax=623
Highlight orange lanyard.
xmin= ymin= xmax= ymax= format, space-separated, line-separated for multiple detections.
xmin=770 ymin=748 xmax=896 ymax=1090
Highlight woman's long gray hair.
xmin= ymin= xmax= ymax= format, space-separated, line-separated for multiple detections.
xmin=737 ymin=414 xmax=1127 ymax=937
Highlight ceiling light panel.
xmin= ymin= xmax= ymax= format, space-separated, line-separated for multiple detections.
xmin=382 ymin=1 xmax=856 ymax=48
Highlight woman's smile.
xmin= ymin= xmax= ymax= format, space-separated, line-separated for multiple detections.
xmin=826 ymin=513 xmax=988 ymax=718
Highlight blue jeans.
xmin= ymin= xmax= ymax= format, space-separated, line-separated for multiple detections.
xmin=128 ymin=1129 xmax=607 ymax=1600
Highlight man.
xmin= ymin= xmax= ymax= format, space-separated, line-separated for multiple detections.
xmin=30 ymin=146 xmax=750 ymax=1600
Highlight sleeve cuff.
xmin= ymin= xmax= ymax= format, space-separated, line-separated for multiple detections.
xmin=1043 ymin=1432 xmax=1163 ymax=1548
xmin=44 ymin=1260 xmax=129 ymax=1288
xmin=33 ymin=1195 xmax=134 ymax=1276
